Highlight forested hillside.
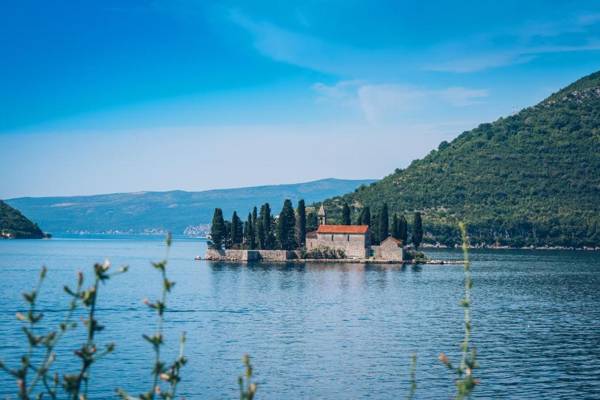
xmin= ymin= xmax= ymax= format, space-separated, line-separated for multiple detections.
xmin=323 ymin=71 xmax=600 ymax=248
xmin=0 ymin=200 xmax=46 ymax=239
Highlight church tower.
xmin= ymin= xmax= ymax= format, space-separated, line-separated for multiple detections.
xmin=318 ymin=204 xmax=327 ymax=225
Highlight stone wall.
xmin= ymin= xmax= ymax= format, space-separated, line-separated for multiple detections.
xmin=256 ymin=250 xmax=292 ymax=261
xmin=204 ymin=249 xmax=291 ymax=262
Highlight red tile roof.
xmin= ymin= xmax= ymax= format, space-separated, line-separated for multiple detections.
xmin=317 ymin=225 xmax=369 ymax=234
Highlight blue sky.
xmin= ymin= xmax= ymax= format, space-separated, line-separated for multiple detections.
xmin=2 ymin=0 xmax=600 ymax=198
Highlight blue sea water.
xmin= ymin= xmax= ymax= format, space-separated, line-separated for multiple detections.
xmin=0 ymin=237 xmax=599 ymax=399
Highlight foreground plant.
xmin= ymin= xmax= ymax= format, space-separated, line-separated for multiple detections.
xmin=438 ymin=222 xmax=479 ymax=399
xmin=64 ymin=260 xmax=128 ymax=400
xmin=117 ymin=233 xmax=188 ymax=400
xmin=0 ymin=260 xmax=127 ymax=400
xmin=406 ymin=222 xmax=479 ymax=399
xmin=239 ymin=354 xmax=257 ymax=400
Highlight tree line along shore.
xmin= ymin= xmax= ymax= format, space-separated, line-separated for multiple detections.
xmin=208 ymin=199 xmax=424 ymax=251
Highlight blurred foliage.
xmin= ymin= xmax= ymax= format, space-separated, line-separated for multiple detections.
xmin=438 ymin=223 xmax=479 ymax=399
xmin=238 ymin=355 xmax=257 ymax=400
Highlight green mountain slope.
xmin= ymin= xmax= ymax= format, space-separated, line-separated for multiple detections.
xmin=0 ymin=200 xmax=46 ymax=239
xmin=7 ymin=178 xmax=375 ymax=235
xmin=323 ymin=71 xmax=600 ymax=248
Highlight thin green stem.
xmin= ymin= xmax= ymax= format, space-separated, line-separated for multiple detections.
xmin=27 ymin=276 xmax=82 ymax=396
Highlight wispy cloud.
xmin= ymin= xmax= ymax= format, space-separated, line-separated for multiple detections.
xmin=313 ymin=81 xmax=488 ymax=124
xmin=227 ymin=9 xmax=421 ymax=78
xmin=425 ymin=13 xmax=600 ymax=73
xmin=426 ymin=42 xmax=600 ymax=73
xmin=230 ymin=9 xmax=600 ymax=75
xmin=578 ymin=13 xmax=600 ymax=27
xmin=228 ymin=9 xmax=360 ymax=75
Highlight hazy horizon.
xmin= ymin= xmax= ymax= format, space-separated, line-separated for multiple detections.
xmin=5 ymin=177 xmax=376 ymax=200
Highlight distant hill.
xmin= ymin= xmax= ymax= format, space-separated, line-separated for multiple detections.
xmin=0 ymin=200 xmax=46 ymax=239
xmin=7 ymin=178 xmax=375 ymax=235
xmin=322 ymin=71 xmax=600 ymax=248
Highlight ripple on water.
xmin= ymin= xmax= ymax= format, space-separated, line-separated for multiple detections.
xmin=0 ymin=240 xmax=599 ymax=399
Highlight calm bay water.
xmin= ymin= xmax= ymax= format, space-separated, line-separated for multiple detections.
xmin=0 ymin=237 xmax=599 ymax=399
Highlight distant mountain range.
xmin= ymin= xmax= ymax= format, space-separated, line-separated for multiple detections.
xmin=322 ymin=71 xmax=600 ymax=248
xmin=6 ymin=178 xmax=375 ymax=235
xmin=0 ymin=200 xmax=46 ymax=239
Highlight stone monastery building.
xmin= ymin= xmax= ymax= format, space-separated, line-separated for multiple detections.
xmin=305 ymin=205 xmax=403 ymax=260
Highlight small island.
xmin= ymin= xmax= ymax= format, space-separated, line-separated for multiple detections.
xmin=204 ymin=200 xmax=428 ymax=263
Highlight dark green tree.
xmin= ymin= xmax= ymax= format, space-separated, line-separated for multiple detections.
xmin=391 ymin=213 xmax=400 ymax=239
xmin=412 ymin=212 xmax=423 ymax=249
xmin=371 ymin=213 xmax=380 ymax=244
xmin=251 ymin=207 xmax=258 ymax=249
xmin=260 ymin=203 xmax=275 ymax=249
xmin=210 ymin=208 xmax=226 ymax=249
xmin=355 ymin=212 xmax=363 ymax=225
xmin=243 ymin=220 xmax=250 ymax=248
xmin=342 ymin=203 xmax=351 ymax=225
xmin=244 ymin=212 xmax=255 ymax=249
xmin=276 ymin=199 xmax=297 ymax=250
xmin=231 ymin=212 xmax=243 ymax=247
xmin=378 ymin=203 xmax=389 ymax=242
xmin=342 ymin=203 xmax=352 ymax=225
xmin=399 ymin=214 xmax=408 ymax=244
xmin=362 ymin=206 xmax=371 ymax=227
xmin=224 ymin=220 xmax=232 ymax=249
xmin=256 ymin=215 xmax=265 ymax=249
xmin=306 ymin=211 xmax=318 ymax=232
xmin=296 ymin=199 xmax=306 ymax=247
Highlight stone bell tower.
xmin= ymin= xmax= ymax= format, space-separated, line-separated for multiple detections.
xmin=318 ymin=204 xmax=327 ymax=225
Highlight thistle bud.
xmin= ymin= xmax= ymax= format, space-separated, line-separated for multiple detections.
xmin=438 ymin=353 xmax=449 ymax=365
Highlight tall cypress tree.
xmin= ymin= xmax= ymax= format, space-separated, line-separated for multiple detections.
xmin=210 ymin=208 xmax=226 ymax=249
xmin=296 ymin=199 xmax=306 ymax=247
xmin=342 ymin=203 xmax=351 ymax=225
xmin=257 ymin=208 xmax=266 ymax=249
xmin=251 ymin=207 xmax=258 ymax=249
xmin=392 ymin=213 xmax=400 ymax=239
xmin=230 ymin=211 xmax=243 ymax=247
xmin=224 ymin=220 xmax=232 ymax=249
xmin=412 ymin=212 xmax=423 ymax=249
xmin=244 ymin=212 xmax=255 ymax=249
xmin=306 ymin=211 xmax=318 ymax=232
xmin=362 ymin=206 xmax=371 ymax=226
xmin=399 ymin=214 xmax=408 ymax=245
xmin=277 ymin=199 xmax=296 ymax=250
xmin=262 ymin=203 xmax=275 ymax=249
xmin=378 ymin=203 xmax=389 ymax=243
xmin=243 ymin=220 xmax=250 ymax=249
xmin=371 ymin=213 xmax=380 ymax=244
xmin=356 ymin=211 xmax=363 ymax=225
